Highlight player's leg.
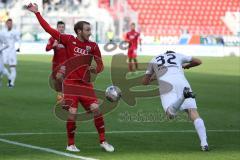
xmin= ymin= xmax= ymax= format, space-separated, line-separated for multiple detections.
xmin=63 ymin=95 xmax=80 ymax=152
xmin=128 ymin=48 xmax=135 ymax=72
xmin=133 ymin=58 xmax=138 ymax=70
xmin=2 ymin=53 xmax=11 ymax=82
xmin=79 ymin=84 xmax=114 ymax=152
xmin=2 ymin=52 xmax=10 ymax=80
xmin=166 ymin=87 xmax=195 ymax=116
xmin=186 ymin=108 xmax=209 ymax=151
xmin=8 ymin=53 xmax=17 ymax=87
xmin=89 ymin=102 xmax=114 ymax=152
xmin=161 ymin=89 xmax=179 ymax=119
xmin=8 ymin=65 xmax=16 ymax=87
xmin=3 ymin=66 xmax=10 ymax=81
xmin=128 ymin=57 xmax=133 ymax=72
xmin=0 ymin=56 xmax=3 ymax=87
xmin=132 ymin=49 xmax=138 ymax=70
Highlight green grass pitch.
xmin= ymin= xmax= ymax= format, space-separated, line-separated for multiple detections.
xmin=0 ymin=55 xmax=239 ymax=160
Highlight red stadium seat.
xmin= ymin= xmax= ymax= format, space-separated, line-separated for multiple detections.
xmin=100 ymin=0 xmax=239 ymax=36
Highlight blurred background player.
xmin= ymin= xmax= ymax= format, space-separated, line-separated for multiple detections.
xmin=0 ymin=18 xmax=21 ymax=88
xmin=0 ymin=32 xmax=9 ymax=87
xmin=26 ymin=3 xmax=114 ymax=152
xmin=46 ymin=21 xmax=67 ymax=103
xmin=126 ymin=22 xmax=141 ymax=72
xmin=142 ymin=51 xmax=209 ymax=151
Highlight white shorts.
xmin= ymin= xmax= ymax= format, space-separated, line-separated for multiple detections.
xmin=160 ymin=76 xmax=197 ymax=112
xmin=3 ymin=50 xmax=17 ymax=66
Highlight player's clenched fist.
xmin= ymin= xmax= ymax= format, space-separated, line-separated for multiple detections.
xmin=25 ymin=3 xmax=39 ymax=13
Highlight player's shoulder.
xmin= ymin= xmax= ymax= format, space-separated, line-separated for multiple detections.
xmin=0 ymin=30 xmax=4 ymax=36
xmin=63 ymin=33 xmax=74 ymax=39
xmin=0 ymin=29 xmax=7 ymax=34
xmin=87 ymin=40 xmax=98 ymax=46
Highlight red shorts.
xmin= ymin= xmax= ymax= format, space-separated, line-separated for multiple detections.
xmin=62 ymin=80 xmax=98 ymax=110
xmin=127 ymin=48 xmax=137 ymax=58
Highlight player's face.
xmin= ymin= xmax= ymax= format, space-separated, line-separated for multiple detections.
xmin=57 ymin=24 xmax=65 ymax=34
xmin=130 ymin=24 xmax=135 ymax=30
xmin=6 ymin=21 xmax=13 ymax=30
xmin=80 ymin=24 xmax=91 ymax=41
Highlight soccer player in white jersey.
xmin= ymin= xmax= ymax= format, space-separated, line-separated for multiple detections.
xmin=0 ymin=32 xmax=9 ymax=87
xmin=1 ymin=18 xmax=20 ymax=88
xmin=142 ymin=50 xmax=209 ymax=151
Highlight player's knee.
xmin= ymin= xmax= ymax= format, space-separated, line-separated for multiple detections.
xmin=89 ymin=103 xmax=99 ymax=113
xmin=67 ymin=107 xmax=77 ymax=120
xmin=166 ymin=107 xmax=176 ymax=119
xmin=166 ymin=111 xmax=176 ymax=119
xmin=187 ymin=108 xmax=199 ymax=121
xmin=69 ymin=107 xmax=77 ymax=114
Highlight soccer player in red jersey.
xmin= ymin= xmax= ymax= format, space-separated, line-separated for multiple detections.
xmin=26 ymin=3 xmax=114 ymax=152
xmin=126 ymin=23 xmax=141 ymax=72
xmin=46 ymin=21 xmax=67 ymax=102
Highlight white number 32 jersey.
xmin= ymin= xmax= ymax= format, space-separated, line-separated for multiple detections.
xmin=146 ymin=51 xmax=192 ymax=80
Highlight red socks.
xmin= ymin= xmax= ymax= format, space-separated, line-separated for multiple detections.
xmin=66 ymin=119 xmax=76 ymax=146
xmin=66 ymin=114 xmax=105 ymax=145
xmin=94 ymin=114 xmax=105 ymax=143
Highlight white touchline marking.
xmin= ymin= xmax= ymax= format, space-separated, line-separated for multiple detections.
xmin=0 ymin=138 xmax=98 ymax=160
xmin=0 ymin=129 xmax=239 ymax=136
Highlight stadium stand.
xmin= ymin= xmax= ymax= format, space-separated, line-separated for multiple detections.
xmin=99 ymin=0 xmax=239 ymax=37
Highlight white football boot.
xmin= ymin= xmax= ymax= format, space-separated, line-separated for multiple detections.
xmin=66 ymin=144 xmax=80 ymax=152
xmin=100 ymin=141 xmax=114 ymax=152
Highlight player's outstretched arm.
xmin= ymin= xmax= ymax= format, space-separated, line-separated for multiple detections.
xmin=46 ymin=39 xmax=58 ymax=51
xmin=142 ymin=73 xmax=156 ymax=85
xmin=26 ymin=3 xmax=60 ymax=42
xmin=183 ymin=57 xmax=202 ymax=69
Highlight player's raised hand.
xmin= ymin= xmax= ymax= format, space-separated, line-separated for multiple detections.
xmin=25 ymin=3 xmax=39 ymax=13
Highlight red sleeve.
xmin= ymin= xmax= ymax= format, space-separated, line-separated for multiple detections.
xmin=46 ymin=37 xmax=54 ymax=51
xmin=35 ymin=12 xmax=70 ymax=45
xmin=93 ymin=44 xmax=104 ymax=73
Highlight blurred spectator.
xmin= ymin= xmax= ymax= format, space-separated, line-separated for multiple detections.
xmin=106 ymin=28 xmax=114 ymax=42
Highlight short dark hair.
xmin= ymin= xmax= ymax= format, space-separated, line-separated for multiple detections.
xmin=131 ymin=22 xmax=135 ymax=26
xmin=57 ymin=21 xmax=65 ymax=26
xmin=6 ymin=18 xmax=12 ymax=22
xmin=166 ymin=50 xmax=176 ymax=54
xmin=74 ymin=21 xmax=90 ymax=34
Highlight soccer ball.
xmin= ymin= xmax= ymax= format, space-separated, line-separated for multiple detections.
xmin=105 ymin=85 xmax=122 ymax=102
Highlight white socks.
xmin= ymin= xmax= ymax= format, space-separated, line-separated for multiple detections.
xmin=10 ymin=67 xmax=16 ymax=86
xmin=194 ymin=118 xmax=208 ymax=146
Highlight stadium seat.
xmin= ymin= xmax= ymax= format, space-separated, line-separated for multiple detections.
xmin=99 ymin=0 xmax=237 ymax=36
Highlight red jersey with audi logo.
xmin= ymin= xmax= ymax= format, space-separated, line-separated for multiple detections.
xmin=35 ymin=12 xmax=103 ymax=82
